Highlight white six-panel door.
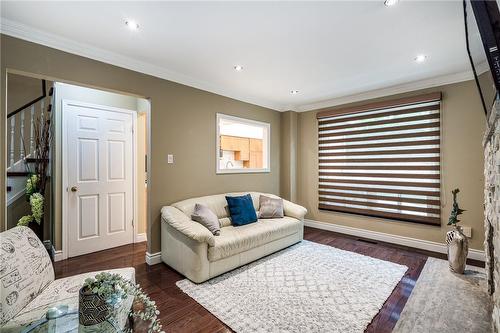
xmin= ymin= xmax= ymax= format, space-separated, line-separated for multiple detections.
xmin=64 ymin=100 xmax=135 ymax=257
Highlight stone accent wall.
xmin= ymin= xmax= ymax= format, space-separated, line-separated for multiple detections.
xmin=484 ymin=100 xmax=500 ymax=332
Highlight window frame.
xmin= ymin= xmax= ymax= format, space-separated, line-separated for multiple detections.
xmin=316 ymin=92 xmax=442 ymax=226
xmin=216 ymin=113 xmax=271 ymax=174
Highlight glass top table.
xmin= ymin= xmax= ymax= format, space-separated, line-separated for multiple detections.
xmin=20 ymin=302 xmax=130 ymax=333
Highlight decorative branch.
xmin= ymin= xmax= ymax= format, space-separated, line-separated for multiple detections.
xmin=448 ymin=188 xmax=466 ymax=226
xmin=17 ymin=101 xmax=52 ymax=238
xmin=31 ymin=112 xmax=52 ymax=196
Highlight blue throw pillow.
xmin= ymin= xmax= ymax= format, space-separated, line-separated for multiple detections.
xmin=225 ymin=194 xmax=258 ymax=226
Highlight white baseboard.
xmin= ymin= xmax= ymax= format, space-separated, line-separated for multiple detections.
xmin=135 ymin=233 xmax=147 ymax=243
xmin=145 ymin=252 xmax=162 ymax=266
xmin=304 ymin=219 xmax=485 ymax=261
xmin=54 ymin=250 xmax=64 ymax=262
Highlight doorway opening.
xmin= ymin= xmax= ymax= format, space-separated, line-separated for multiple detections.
xmin=56 ymin=83 xmax=150 ymax=259
xmin=4 ymin=72 xmax=150 ymax=260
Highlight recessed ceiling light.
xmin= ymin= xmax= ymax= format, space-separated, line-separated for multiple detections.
xmin=234 ymin=65 xmax=243 ymax=71
xmin=384 ymin=0 xmax=399 ymax=7
xmin=126 ymin=20 xmax=139 ymax=30
xmin=290 ymin=90 xmax=299 ymax=95
xmin=414 ymin=54 xmax=428 ymax=63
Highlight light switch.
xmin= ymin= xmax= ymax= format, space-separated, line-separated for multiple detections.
xmin=461 ymin=226 xmax=472 ymax=238
xmin=167 ymin=154 xmax=174 ymax=164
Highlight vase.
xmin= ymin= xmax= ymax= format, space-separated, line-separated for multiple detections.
xmin=79 ymin=288 xmax=111 ymax=326
xmin=446 ymin=226 xmax=469 ymax=274
xmin=28 ymin=220 xmax=43 ymax=241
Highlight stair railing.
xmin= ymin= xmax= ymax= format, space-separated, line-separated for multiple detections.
xmin=7 ymin=80 xmax=49 ymax=170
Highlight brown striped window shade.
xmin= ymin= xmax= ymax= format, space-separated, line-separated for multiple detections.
xmin=317 ymin=92 xmax=442 ymax=225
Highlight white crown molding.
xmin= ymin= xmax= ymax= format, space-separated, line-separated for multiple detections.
xmin=0 ymin=18 xmax=285 ymax=111
xmin=145 ymin=251 xmax=162 ymax=266
xmin=304 ymin=219 xmax=485 ymax=261
xmin=294 ymin=70 xmax=474 ymax=112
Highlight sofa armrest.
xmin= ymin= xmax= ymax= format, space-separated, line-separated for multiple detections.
xmin=283 ymin=200 xmax=307 ymax=220
xmin=161 ymin=206 xmax=215 ymax=246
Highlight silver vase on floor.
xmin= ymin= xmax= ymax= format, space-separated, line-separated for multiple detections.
xmin=446 ymin=226 xmax=468 ymax=274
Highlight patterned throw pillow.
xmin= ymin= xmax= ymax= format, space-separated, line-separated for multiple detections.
xmin=258 ymin=195 xmax=284 ymax=218
xmin=191 ymin=203 xmax=221 ymax=236
xmin=225 ymin=194 xmax=258 ymax=226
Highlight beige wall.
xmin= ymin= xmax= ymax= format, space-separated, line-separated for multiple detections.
xmin=0 ymin=35 xmax=281 ymax=254
xmin=280 ymin=111 xmax=298 ymax=202
xmin=7 ymin=73 xmax=43 ymax=114
xmin=137 ymin=112 xmax=147 ymax=235
xmin=1 ymin=34 xmax=486 ymax=255
xmin=297 ymin=80 xmax=486 ymax=250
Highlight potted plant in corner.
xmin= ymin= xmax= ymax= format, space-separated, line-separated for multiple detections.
xmin=445 ymin=188 xmax=469 ymax=274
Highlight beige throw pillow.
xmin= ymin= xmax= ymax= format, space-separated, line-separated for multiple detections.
xmin=259 ymin=195 xmax=284 ymax=218
xmin=191 ymin=203 xmax=221 ymax=235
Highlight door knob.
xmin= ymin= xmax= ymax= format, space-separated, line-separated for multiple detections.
xmin=70 ymin=186 xmax=78 ymax=192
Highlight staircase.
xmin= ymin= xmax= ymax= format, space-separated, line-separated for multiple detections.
xmin=7 ymin=80 xmax=53 ymax=208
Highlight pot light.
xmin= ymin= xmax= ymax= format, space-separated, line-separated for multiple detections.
xmin=414 ymin=54 xmax=428 ymax=63
xmin=384 ymin=0 xmax=399 ymax=7
xmin=290 ymin=90 xmax=299 ymax=95
xmin=233 ymin=65 xmax=243 ymax=71
xmin=126 ymin=20 xmax=139 ymax=30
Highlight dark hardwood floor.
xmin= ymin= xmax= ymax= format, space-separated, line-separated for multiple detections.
xmin=54 ymin=227 xmax=481 ymax=333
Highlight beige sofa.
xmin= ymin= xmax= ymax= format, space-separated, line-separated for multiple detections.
xmin=161 ymin=192 xmax=307 ymax=283
xmin=0 ymin=226 xmax=135 ymax=332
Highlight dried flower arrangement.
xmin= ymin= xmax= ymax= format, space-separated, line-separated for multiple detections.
xmin=17 ymin=107 xmax=52 ymax=240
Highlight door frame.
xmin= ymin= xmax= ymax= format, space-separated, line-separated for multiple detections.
xmin=61 ymin=99 xmax=138 ymax=259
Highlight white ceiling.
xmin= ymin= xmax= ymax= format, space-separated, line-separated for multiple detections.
xmin=0 ymin=1 xmax=472 ymax=111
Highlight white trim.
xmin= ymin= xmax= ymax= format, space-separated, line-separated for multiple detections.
xmin=145 ymin=252 xmax=162 ymax=266
xmin=0 ymin=18 xmax=475 ymax=113
xmin=60 ymin=89 xmax=69 ymax=260
xmin=0 ymin=18 xmax=283 ymax=111
xmin=135 ymin=233 xmax=147 ymax=243
xmin=61 ymin=98 xmax=138 ymax=259
xmin=6 ymin=153 xmax=30 ymax=172
xmin=54 ymin=250 xmax=64 ymax=262
xmin=215 ymin=113 xmax=271 ymax=174
xmin=6 ymin=187 xmax=25 ymax=207
xmin=6 ymin=153 xmax=34 ymax=206
xmin=132 ymin=111 xmax=139 ymax=245
xmin=295 ymin=71 xmax=474 ymax=112
xmin=304 ymin=219 xmax=485 ymax=261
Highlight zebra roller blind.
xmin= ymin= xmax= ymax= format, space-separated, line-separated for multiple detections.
xmin=317 ymin=92 xmax=442 ymax=225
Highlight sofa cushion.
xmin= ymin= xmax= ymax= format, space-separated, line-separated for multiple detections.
xmin=191 ymin=203 xmax=221 ymax=235
xmin=258 ymin=195 xmax=284 ymax=218
xmin=0 ymin=226 xmax=55 ymax=325
xmin=172 ymin=192 xmax=265 ymax=220
xmin=218 ymin=217 xmax=232 ymax=228
xmin=174 ymin=194 xmax=230 ymax=219
xmin=208 ymin=217 xmax=301 ymax=261
xmin=1 ymin=268 xmax=135 ymax=331
xmin=225 ymin=194 xmax=258 ymax=226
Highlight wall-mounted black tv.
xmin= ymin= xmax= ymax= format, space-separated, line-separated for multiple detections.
xmin=464 ymin=0 xmax=500 ymax=116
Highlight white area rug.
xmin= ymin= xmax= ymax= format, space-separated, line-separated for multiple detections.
xmin=176 ymin=240 xmax=408 ymax=333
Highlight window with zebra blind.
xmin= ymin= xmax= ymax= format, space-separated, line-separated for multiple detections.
xmin=317 ymin=92 xmax=442 ymax=225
